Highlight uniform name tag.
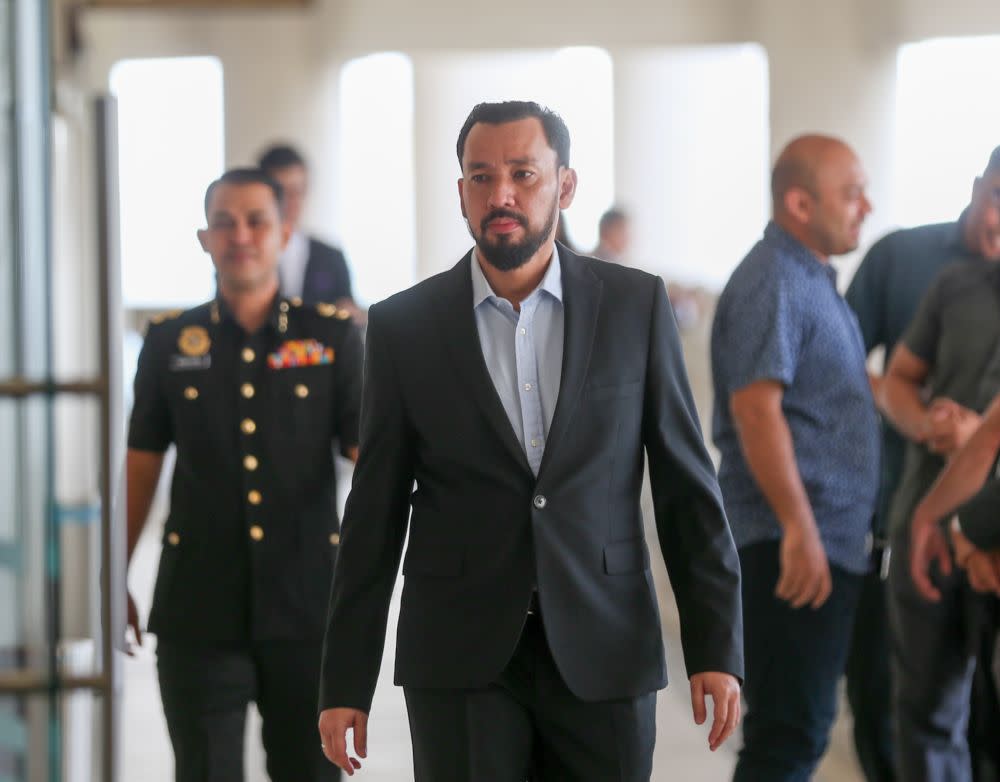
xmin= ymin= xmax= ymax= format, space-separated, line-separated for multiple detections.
xmin=170 ymin=355 xmax=212 ymax=371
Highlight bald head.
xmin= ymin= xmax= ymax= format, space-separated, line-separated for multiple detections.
xmin=771 ymin=135 xmax=853 ymax=211
xmin=770 ymin=134 xmax=871 ymax=259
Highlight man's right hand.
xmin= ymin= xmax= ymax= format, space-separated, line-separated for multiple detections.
xmin=776 ymin=523 xmax=832 ymax=609
xmin=126 ymin=590 xmax=143 ymax=655
xmin=318 ymin=707 xmax=367 ymax=776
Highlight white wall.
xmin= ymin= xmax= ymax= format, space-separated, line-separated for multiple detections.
xmin=70 ymin=0 xmax=1000 ymax=295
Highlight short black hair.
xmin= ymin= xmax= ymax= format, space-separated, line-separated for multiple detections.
xmin=456 ymin=101 xmax=571 ymax=170
xmin=203 ymin=168 xmax=284 ymax=218
xmin=984 ymin=145 xmax=1000 ymax=177
xmin=599 ymin=207 xmax=628 ymax=235
xmin=257 ymin=143 xmax=307 ymax=173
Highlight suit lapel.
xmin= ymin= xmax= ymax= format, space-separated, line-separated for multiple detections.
xmin=537 ymin=246 xmax=602 ymax=480
xmin=436 ymin=253 xmax=534 ymax=476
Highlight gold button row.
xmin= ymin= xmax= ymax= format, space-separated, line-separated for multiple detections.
xmin=248 ymin=490 xmax=262 ymax=505
xmin=241 ymin=383 xmax=255 ymax=399
xmin=329 ymin=533 xmax=340 ymax=545
xmin=295 ymin=384 xmax=309 ymax=398
xmin=184 ymin=386 xmax=199 ymax=400
xmin=243 ymin=454 xmax=258 ymax=471
xmin=167 ymin=532 xmax=180 ymax=546
xmin=241 ymin=418 xmax=256 ymax=434
xmin=250 ymin=525 xmax=264 ymax=541
xmin=242 ymin=347 xmax=255 ymax=363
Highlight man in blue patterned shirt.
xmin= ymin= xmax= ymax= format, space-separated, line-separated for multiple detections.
xmin=712 ymin=135 xmax=881 ymax=781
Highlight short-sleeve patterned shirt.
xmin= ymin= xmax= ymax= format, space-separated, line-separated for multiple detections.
xmin=711 ymin=221 xmax=881 ymax=574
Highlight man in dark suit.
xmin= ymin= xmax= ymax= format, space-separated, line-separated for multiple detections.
xmin=317 ymin=101 xmax=744 ymax=781
xmin=258 ymin=144 xmax=364 ymax=323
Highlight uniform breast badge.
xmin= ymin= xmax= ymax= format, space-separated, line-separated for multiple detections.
xmin=178 ymin=326 xmax=211 ymax=356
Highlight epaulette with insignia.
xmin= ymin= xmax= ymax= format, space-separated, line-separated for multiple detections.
xmin=316 ymin=302 xmax=351 ymax=320
xmin=150 ymin=309 xmax=183 ymax=325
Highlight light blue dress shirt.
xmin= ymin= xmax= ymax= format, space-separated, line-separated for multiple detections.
xmin=471 ymin=248 xmax=564 ymax=476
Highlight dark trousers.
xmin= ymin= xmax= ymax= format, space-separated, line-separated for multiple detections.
xmin=888 ymin=523 xmax=980 ymax=782
xmin=845 ymin=563 xmax=896 ymax=782
xmin=733 ymin=540 xmax=863 ymax=782
xmin=403 ymin=614 xmax=656 ymax=782
xmin=157 ymin=639 xmax=340 ymax=782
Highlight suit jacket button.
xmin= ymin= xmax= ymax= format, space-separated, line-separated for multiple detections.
xmin=330 ymin=533 xmax=340 ymax=545
xmin=533 ymin=495 xmax=547 ymax=509
xmin=167 ymin=532 xmax=180 ymax=546
xmin=249 ymin=525 xmax=264 ymax=541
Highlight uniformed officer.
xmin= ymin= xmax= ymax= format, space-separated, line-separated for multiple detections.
xmin=125 ymin=168 xmax=361 ymax=782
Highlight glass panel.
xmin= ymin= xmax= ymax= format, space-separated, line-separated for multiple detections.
xmin=0 ymin=0 xmax=14 ymax=375
xmin=0 ymin=397 xmax=53 ymax=680
xmin=53 ymin=396 xmax=104 ymax=678
xmin=0 ymin=691 xmax=105 ymax=782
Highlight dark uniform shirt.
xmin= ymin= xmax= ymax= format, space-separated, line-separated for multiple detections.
xmin=845 ymin=220 xmax=967 ymax=535
xmin=128 ymin=294 xmax=362 ymax=642
xmin=888 ymin=258 xmax=1000 ymax=536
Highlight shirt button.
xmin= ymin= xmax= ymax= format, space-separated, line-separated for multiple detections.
xmin=524 ymin=383 xmax=532 ymax=391
xmin=520 ymin=328 xmax=527 ymax=335
xmin=329 ymin=533 xmax=341 ymax=545
xmin=249 ymin=525 xmax=264 ymax=541
xmin=243 ymin=454 xmax=258 ymax=471
xmin=294 ymin=384 xmax=309 ymax=398
xmin=242 ymin=347 xmax=255 ymax=363
xmin=183 ymin=386 xmax=198 ymax=400
xmin=241 ymin=383 xmax=255 ymax=399
xmin=530 ymin=438 xmax=538 ymax=447
xmin=166 ymin=532 xmax=180 ymax=546
xmin=248 ymin=490 xmax=262 ymax=505
xmin=241 ymin=418 xmax=256 ymax=435
xmin=533 ymin=495 xmax=547 ymax=509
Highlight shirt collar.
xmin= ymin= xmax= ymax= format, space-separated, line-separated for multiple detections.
xmin=764 ymin=220 xmax=838 ymax=284
xmin=471 ymin=244 xmax=563 ymax=309
xmin=212 ymin=289 xmax=287 ymax=334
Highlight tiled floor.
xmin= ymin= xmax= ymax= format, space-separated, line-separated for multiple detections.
xmin=121 ymin=470 xmax=863 ymax=781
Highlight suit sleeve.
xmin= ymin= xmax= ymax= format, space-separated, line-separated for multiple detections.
xmin=643 ymin=277 xmax=744 ymax=681
xmin=958 ymin=478 xmax=1000 ymax=551
xmin=319 ymin=304 xmax=415 ymax=712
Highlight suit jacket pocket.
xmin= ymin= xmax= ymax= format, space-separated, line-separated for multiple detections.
xmin=402 ymin=542 xmax=464 ymax=578
xmin=603 ymin=538 xmax=650 ymax=575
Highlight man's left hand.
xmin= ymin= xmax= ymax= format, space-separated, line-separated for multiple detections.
xmin=910 ymin=508 xmax=951 ymax=602
xmin=690 ymin=672 xmax=741 ymax=751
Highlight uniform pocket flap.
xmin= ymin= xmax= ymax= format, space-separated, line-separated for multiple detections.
xmin=603 ymin=538 xmax=649 ymax=575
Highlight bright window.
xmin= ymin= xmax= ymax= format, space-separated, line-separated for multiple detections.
xmin=110 ymin=57 xmax=224 ymax=308
xmin=894 ymin=37 xmax=1000 ymax=227
xmin=338 ymin=52 xmax=416 ymax=305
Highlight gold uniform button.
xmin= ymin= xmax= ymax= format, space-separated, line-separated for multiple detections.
xmin=167 ymin=532 xmax=180 ymax=546
xmin=241 ymin=418 xmax=256 ymax=434
xmin=243 ymin=454 xmax=258 ymax=471
xmin=248 ymin=490 xmax=262 ymax=505
xmin=242 ymin=347 xmax=255 ymax=363
xmin=241 ymin=383 xmax=255 ymax=399
xmin=294 ymin=384 xmax=309 ymax=398
xmin=329 ymin=533 xmax=341 ymax=545
xmin=183 ymin=386 xmax=199 ymax=400
xmin=249 ymin=525 xmax=264 ymax=541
